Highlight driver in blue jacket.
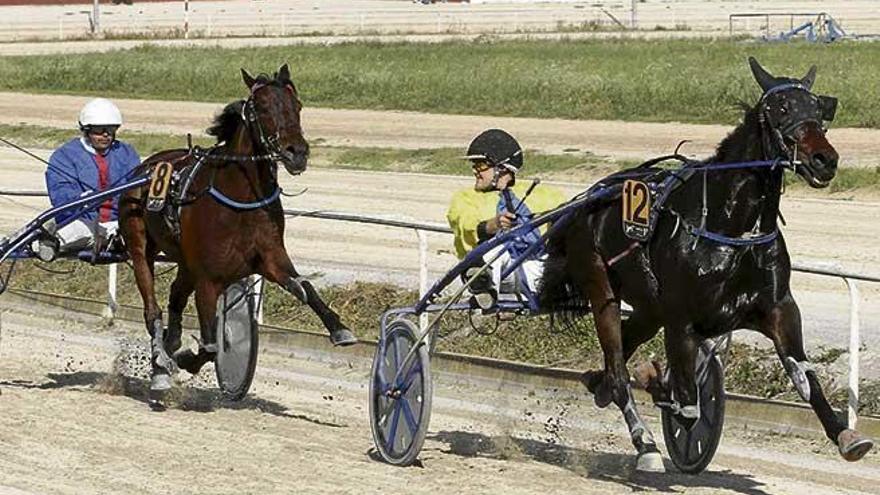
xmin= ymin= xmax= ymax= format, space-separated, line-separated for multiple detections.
xmin=34 ymin=98 xmax=141 ymax=261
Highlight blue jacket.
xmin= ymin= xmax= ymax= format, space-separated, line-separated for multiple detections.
xmin=46 ymin=138 xmax=140 ymax=224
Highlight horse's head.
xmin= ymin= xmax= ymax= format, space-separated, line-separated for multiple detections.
xmin=240 ymin=64 xmax=309 ymax=175
xmin=749 ymin=57 xmax=838 ymax=188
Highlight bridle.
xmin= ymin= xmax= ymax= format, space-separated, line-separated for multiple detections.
xmin=238 ymin=81 xmax=302 ymax=168
xmin=757 ymin=82 xmax=837 ymax=166
xmin=181 ymin=81 xmax=305 ymax=211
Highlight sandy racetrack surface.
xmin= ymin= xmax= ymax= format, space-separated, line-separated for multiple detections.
xmin=1 ymin=297 xmax=880 ymax=495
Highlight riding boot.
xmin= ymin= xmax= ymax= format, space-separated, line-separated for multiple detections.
xmin=33 ymin=219 xmax=59 ymax=262
xmin=463 ymin=267 xmax=497 ymax=311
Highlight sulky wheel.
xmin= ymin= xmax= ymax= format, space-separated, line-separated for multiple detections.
xmin=369 ymin=318 xmax=432 ymax=466
xmin=661 ymin=348 xmax=726 ymax=474
xmin=214 ymin=277 xmax=259 ymax=401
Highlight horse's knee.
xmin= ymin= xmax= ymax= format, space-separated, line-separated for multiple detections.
xmin=783 ymin=356 xmax=814 ymax=402
xmin=282 ymin=276 xmax=309 ymax=304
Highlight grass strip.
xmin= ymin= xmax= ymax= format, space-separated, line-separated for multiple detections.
xmin=1 ymin=123 xmax=877 ymax=193
xmin=0 ymin=39 xmax=877 ymax=127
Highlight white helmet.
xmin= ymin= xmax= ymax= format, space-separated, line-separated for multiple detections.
xmin=78 ymin=98 xmax=123 ymax=128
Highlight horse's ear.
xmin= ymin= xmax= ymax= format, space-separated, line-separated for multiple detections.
xmin=802 ymin=65 xmax=817 ymax=90
xmin=240 ymin=68 xmax=257 ymax=89
xmin=278 ymin=63 xmax=291 ymax=83
xmin=748 ymin=56 xmax=776 ymax=92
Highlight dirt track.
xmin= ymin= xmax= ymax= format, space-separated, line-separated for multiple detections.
xmin=1 ymin=297 xmax=879 ymax=495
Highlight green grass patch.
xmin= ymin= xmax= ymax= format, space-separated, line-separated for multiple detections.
xmin=0 ymin=39 xmax=877 ymax=127
xmin=0 ymin=124 xmax=215 ymax=158
xmin=0 ymin=123 xmax=629 ymax=181
xmin=8 ymin=260 xmax=876 ymax=415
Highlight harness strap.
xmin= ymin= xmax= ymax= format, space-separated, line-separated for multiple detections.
xmin=208 ymin=185 xmax=282 ymax=211
xmin=606 ymin=241 xmax=641 ymax=267
xmin=690 ymin=226 xmax=779 ymax=246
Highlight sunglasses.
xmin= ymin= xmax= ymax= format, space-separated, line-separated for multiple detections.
xmin=471 ymin=161 xmax=493 ymax=173
xmin=86 ymin=126 xmax=119 ymax=136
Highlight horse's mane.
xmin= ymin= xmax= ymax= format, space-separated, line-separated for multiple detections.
xmin=206 ymin=100 xmax=245 ymax=144
xmin=206 ymin=73 xmax=290 ymax=144
xmin=708 ymin=102 xmax=762 ymax=163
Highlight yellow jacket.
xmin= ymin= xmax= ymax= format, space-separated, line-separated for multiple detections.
xmin=446 ymin=183 xmax=567 ymax=259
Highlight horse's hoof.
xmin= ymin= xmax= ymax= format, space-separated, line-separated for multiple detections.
xmin=632 ymin=361 xmax=659 ymax=390
xmin=581 ymin=371 xmax=612 ymax=408
xmin=174 ymin=349 xmax=201 ymax=375
xmin=635 ymin=450 xmax=666 ymax=473
xmin=838 ymin=429 xmax=873 ymax=461
xmin=329 ymin=328 xmax=357 ymax=347
xmin=148 ymin=397 xmax=167 ymax=412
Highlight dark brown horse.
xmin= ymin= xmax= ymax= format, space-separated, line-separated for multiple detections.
xmin=120 ymin=65 xmax=356 ymax=396
xmin=540 ymin=58 xmax=872 ymax=471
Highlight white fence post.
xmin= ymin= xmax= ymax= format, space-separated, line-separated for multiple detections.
xmin=104 ymin=263 xmax=117 ymax=320
xmin=91 ymin=0 xmax=100 ymax=34
xmin=417 ymin=229 xmax=429 ymax=333
xmin=844 ymin=277 xmax=860 ymax=428
xmin=183 ymin=0 xmax=190 ymax=39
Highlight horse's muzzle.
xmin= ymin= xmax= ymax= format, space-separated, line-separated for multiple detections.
xmin=280 ymin=145 xmax=308 ymax=176
xmin=795 ymin=126 xmax=838 ymax=188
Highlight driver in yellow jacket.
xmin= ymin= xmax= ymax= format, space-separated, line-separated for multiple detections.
xmin=446 ymin=129 xmax=566 ymax=308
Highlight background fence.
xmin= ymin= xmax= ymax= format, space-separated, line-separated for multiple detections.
xmin=0 ymin=1 xmax=878 ymax=43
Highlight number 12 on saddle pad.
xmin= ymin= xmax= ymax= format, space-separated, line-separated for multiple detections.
xmin=147 ymin=161 xmax=173 ymax=212
xmin=622 ymin=179 xmax=651 ymax=241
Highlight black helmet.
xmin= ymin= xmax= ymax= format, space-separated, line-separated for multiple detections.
xmin=464 ymin=129 xmax=523 ymax=172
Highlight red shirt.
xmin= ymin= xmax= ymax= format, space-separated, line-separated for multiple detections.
xmin=93 ymin=153 xmax=113 ymax=223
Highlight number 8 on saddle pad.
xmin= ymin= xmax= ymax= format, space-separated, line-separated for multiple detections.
xmin=147 ymin=161 xmax=174 ymax=212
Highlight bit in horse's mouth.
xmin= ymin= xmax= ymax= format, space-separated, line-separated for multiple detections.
xmin=800 ymin=165 xmax=832 ymax=188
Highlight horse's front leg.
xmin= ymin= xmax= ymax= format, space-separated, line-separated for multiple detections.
xmin=576 ymin=251 xmax=664 ymax=472
xmin=175 ymin=279 xmax=221 ymax=375
xmin=261 ymin=255 xmax=357 ymax=346
xmin=762 ymin=293 xmax=873 ymax=461
xmin=120 ymin=199 xmax=172 ymax=392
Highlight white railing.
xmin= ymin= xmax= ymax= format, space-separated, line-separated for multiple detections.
xmin=1 ymin=191 xmax=877 ymax=426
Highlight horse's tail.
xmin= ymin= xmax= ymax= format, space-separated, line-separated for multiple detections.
xmin=538 ymin=223 xmax=591 ymax=332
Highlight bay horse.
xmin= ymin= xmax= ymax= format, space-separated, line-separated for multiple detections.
xmin=540 ymin=57 xmax=872 ymax=471
xmin=120 ymin=65 xmax=356 ymax=397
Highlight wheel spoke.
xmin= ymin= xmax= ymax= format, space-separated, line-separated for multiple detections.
xmin=385 ymin=400 xmax=403 ymax=454
xmin=401 ymin=397 xmax=419 ymax=435
xmin=399 ymin=360 xmax=422 ymax=390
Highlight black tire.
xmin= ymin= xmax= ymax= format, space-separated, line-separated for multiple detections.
xmin=215 ymin=278 xmax=259 ymax=401
xmin=369 ymin=318 xmax=432 ymax=466
xmin=661 ymin=352 xmax=726 ymax=474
